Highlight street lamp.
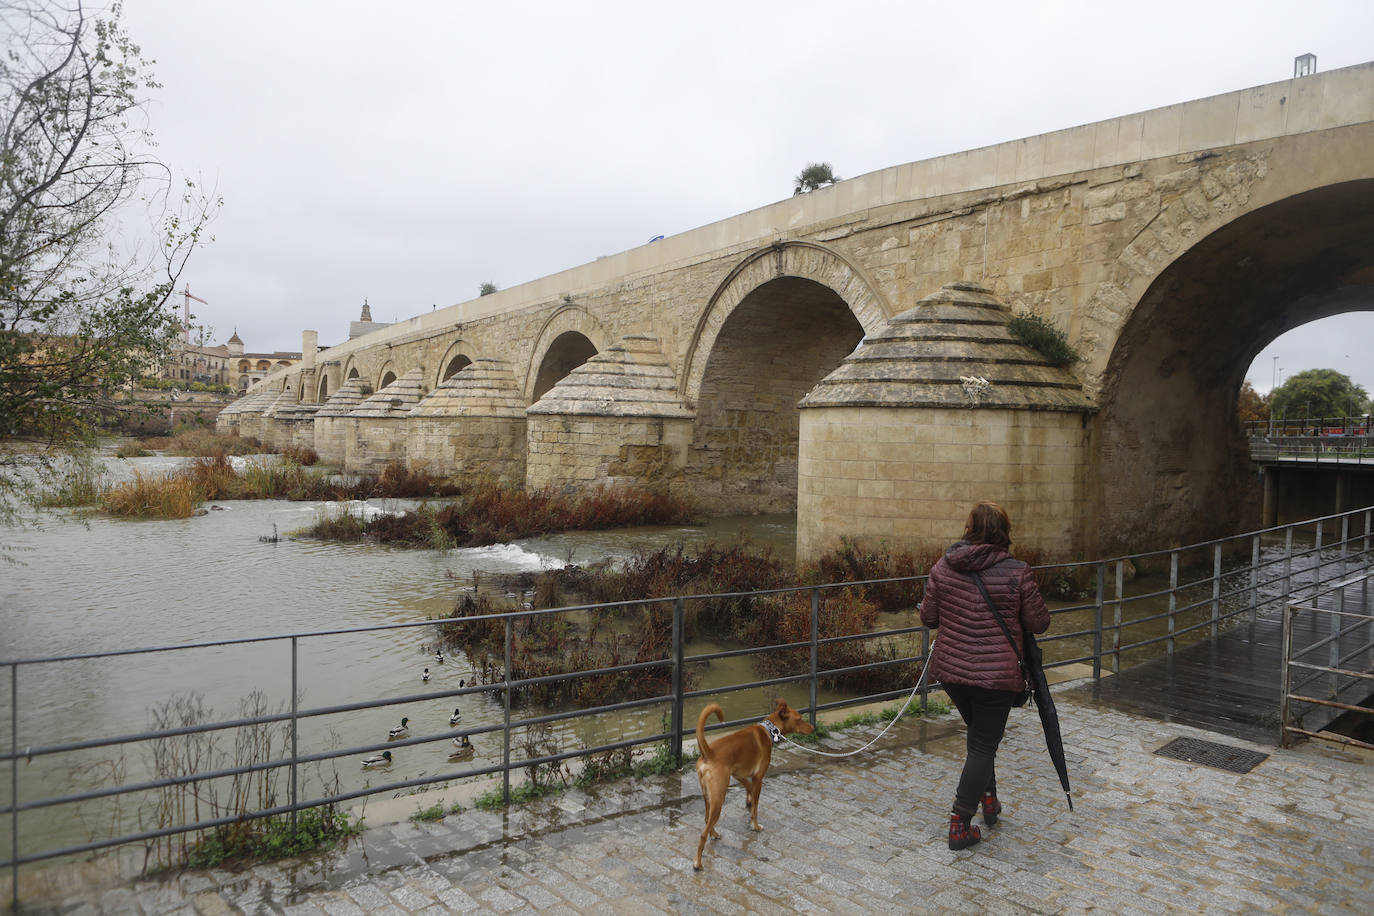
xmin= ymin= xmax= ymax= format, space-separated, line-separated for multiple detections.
xmin=1269 ymin=356 xmax=1279 ymax=435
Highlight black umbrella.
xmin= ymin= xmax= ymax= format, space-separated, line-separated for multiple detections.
xmin=971 ymin=572 xmax=1073 ymax=812
xmin=1022 ymin=630 xmax=1073 ymax=811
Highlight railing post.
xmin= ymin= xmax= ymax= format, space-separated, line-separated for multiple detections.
xmin=10 ymin=663 xmax=17 ymax=913
xmin=1315 ymin=521 xmax=1325 ymax=597
xmin=808 ymin=588 xmax=819 ymax=728
xmin=1283 ymin=527 xmax=1294 ymax=613
xmin=1113 ymin=560 xmax=1123 ymax=674
xmin=502 ymin=615 xmax=512 ymax=804
xmin=671 ymin=598 xmax=684 ymax=766
xmin=1093 ymin=563 xmax=1104 ymax=682
xmin=1211 ymin=544 xmax=1222 ymax=641
xmin=1279 ymin=600 xmax=1295 ymax=748
xmin=290 ymin=636 xmax=298 ymax=838
xmin=1341 ymin=513 xmax=1350 ymax=580
xmin=1250 ymin=534 xmax=1261 ymax=624
xmin=919 ymin=627 xmax=930 ymax=709
xmin=1168 ymin=551 xmax=1178 ymax=656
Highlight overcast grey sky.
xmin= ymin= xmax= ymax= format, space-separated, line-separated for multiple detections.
xmin=116 ymin=0 xmax=1373 ymax=395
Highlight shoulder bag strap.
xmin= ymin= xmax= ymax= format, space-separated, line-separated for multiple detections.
xmin=970 ymin=570 xmax=1026 ymax=674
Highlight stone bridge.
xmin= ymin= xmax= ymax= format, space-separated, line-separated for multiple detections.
xmin=223 ymin=62 xmax=1374 ymax=560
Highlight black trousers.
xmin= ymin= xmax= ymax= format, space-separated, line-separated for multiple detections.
xmin=942 ymin=683 xmax=1018 ymax=817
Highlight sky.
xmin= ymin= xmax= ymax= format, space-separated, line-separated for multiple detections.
xmin=106 ymin=0 xmax=1374 ymax=394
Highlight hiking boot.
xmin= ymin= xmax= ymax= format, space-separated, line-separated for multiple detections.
xmin=948 ymin=812 xmax=982 ymax=850
xmin=981 ymin=792 xmax=1002 ymax=826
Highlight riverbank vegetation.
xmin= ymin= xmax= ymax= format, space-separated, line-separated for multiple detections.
xmin=437 ymin=537 xmax=942 ymax=709
xmin=300 ymin=476 xmax=699 ymax=547
xmin=80 ymin=691 xmax=361 ymax=874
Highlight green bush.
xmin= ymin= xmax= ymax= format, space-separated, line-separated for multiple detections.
xmin=1007 ymin=312 xmax=1081 ymax=368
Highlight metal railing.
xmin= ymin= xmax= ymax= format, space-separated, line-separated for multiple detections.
xmin=1249 ymin=435 xmax=1374 ymax=466
xmin=1280 ymin=570 xmax=1374 ymax=749
xmin=4 ymin=505 xmax=1373 ymax=900
xmin=1244 ymin=416 xmax=1372 ymax=438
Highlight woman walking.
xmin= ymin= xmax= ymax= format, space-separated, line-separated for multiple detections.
xmin=919 ymin=500 xmax=1050 ymax=850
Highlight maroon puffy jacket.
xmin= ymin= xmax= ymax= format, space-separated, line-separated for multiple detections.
xmin=918 ymin=542 xmax=1050 ymax=692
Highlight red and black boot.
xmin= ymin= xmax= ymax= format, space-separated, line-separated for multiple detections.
xmin=948 ymin=811 xmax=982 ymax=850
xmin=981 ymin=792 xmax=1002 ymax=826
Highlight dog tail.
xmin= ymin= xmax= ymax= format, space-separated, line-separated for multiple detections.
xmin=695 ymin=703 xmax=724 ymax=762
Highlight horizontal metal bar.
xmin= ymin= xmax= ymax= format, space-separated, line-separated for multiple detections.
xmin=1282 ymin=726 xmax=1374 ymax=753
xmin=1286 ymin=694 xmax=1374 ymax=716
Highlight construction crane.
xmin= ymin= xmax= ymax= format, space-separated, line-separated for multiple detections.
xmin=178 ymin=286 xmax=208 ymax=344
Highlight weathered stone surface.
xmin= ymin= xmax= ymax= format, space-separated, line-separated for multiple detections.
xmin=345 ymin=371 xmax=427 ymax=472
xmin=526 ymin=336 xmax=692 ymax=418
xmin=311 ymin=377 xmax=371 ymax=465
xmin=406 ymin=359 xmax=527 ymax=482
xmin=801 ymin=282 xmax=1093 ymax=413
xmin=221 ymin=63 xmax=1374 ymax=555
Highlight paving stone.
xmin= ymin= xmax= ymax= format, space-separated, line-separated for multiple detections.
xmin=13 ymin=694 xmax=1374 ymax=915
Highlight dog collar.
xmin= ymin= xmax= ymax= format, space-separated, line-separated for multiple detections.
xmin=761 ymin=719 xmax=783 ymax=744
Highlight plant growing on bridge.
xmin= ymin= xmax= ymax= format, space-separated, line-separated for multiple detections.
xmin=1007 ymin=311 xmax=1081 ymax=368
xmin=1269 ymin=368 xmax=1369 ymax=421
xmin=479 ymin=281 xmax=498 ymax=296
xmin=0 ymin=0 xmax=219 ymax=525
xmin=793 ymin=162 xmax=840 ymax=195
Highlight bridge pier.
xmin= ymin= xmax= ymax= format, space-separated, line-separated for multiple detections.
xmin=797 ymin=283 xmax=1094 ymax=560
xmin=1263 ymin=467 xmax=1278 ymax=527
xmin=407 ymin=359 xmax=527 ymax=485
xmin=525 ymin=336 xmax=694 ymax=496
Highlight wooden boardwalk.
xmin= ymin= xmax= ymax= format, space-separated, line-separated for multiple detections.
xmin=1075 ymin=579 xmax=1374 ymax=746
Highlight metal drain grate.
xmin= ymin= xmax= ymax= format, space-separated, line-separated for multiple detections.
xmin=1154 ymin=737 xmax=1269 ymax=773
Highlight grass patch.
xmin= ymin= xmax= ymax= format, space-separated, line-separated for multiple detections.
xmin=1007 ymin=311 xmax=1081 ymax=368
xmin=408 ymin=802 xmax=449 ymax=823
xmin=38 ymin=458 xmax=110 ymax=508
xmin=300 ymin=476 xmax=698 ymax=549
xmin=790 ymin=698 xmax=952 ymax=746
xmin=100 ymin=470 xmax=197 ymax=519
xmin=185 ymin=805 xmax=362 ymax=868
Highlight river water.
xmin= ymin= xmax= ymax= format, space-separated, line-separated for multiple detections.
xmin=0 ymin=453 xmax=811 ymax=861
xmin=2 ymin=452 xmax=1355 ymax=863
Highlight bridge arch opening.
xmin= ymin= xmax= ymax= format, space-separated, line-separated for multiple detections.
xmin=378 ymin=369 xmax=398 ymax=389
xmin=687 ymin=275 xmax=865 ymax=514
xmin=442 ymin=354 xmax=473 ymax=382
xmin=318 ymin=376 xmax=329 ymax=402
xmin=1094 ymin=179 xmax=1374 ymax=553
xmin=532 ymin=332 xmax=597 ymax=401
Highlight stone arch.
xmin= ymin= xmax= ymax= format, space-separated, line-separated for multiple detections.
xmin=317 ymin=375 xmax=330 ymax=402
xmin=377 ymin=364 xmax=398 ymax=389
xmin=682 ymin=240 xmax=890 ymax=405
xmin=525 ymin=305 xmax=609 ymax=402
xmin=1092 ymin=176 xmax=1374 ymax=554
xmin=437 ymin=339 xmax=474 ymax=386
xmin=1080 ymin=127 xmax=1374 ymax=396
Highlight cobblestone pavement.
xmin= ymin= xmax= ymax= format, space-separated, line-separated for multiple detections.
xmin=11 ymin=683 xmax=1374 ymax=915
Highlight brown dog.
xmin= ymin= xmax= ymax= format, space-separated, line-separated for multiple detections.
xmin=693 ymin=698 xmax=814 ymax=870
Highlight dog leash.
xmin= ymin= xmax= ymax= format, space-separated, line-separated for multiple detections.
xmin=778 ymin=641 xmax=937 ymax=759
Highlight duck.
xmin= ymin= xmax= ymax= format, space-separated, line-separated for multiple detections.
xmin=388 ymin=717 xmax=410 ymax=740
xmin=361 ymin=750 xmax=392 ymax=768
xmin=422 ymin=668 xmax=430 ymax=682
xmin=451 ymin=735 xmax=473 ymax=751
xmin=458 ymin=679 xmax=466 ymax=689
xmin=435 ymin=650 xmax=444 ymax=664
xmin=449 ymin=707 xmax=462 ymax=726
